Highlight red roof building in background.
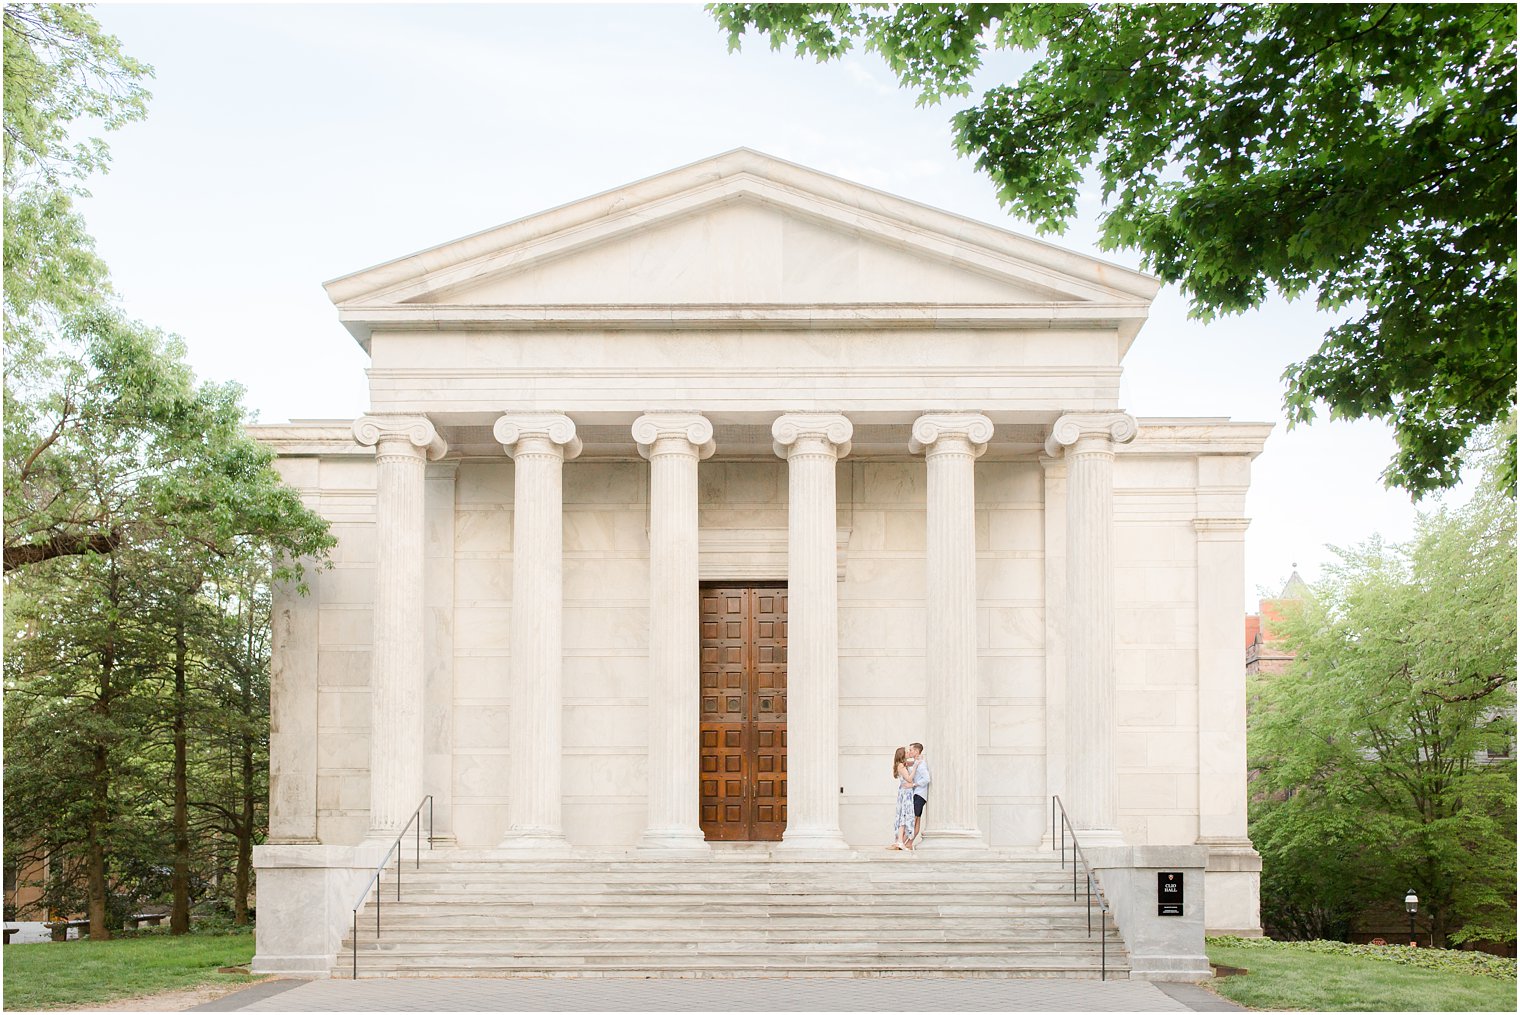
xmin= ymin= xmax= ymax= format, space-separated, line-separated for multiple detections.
xmin=1245 ymin=571 xmax=1310 ymax=676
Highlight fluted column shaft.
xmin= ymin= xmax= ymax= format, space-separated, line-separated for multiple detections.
xmin=1046 ymin=412 xmax=1136 ymax=846
xmin=912 ymin=414 xmax=993 ymax=846
xmin=772 ymin=413 xmax=852 ymax=851
xmin=353 ymin=415 xmax=447 ymax=841
xmin=495 ymin=414 xmax=582 ymax=850
xmin=634 ymin=414 xmax=715 ymax=851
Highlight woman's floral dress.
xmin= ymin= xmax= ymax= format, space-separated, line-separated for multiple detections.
xmin=892 ymin=764 xmax=916 ymax=840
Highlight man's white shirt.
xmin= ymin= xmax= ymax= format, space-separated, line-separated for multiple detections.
xmin=912 ymin=757 xmax=931 ymax=799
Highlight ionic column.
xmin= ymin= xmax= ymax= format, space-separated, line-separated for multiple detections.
xmin=633 ymin=413 xmax=715 ymax=852
xmin=1044 ymin=412 xmax=1136 ymax=846
xmin=772 ymin=413 xmax=852 ymax=852
xmin=494 ymin=413 xmax=581 ymax=850
xmin=911 ymin=413 xmax=994 ymax=847
xmin=352 ymin=415 xmax=448 ymax=842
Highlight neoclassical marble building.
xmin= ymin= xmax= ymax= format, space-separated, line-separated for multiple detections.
xmin=252 ymin=150 xmax=1268 ymax=973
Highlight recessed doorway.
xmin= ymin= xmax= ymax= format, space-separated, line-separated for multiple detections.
xmin=699 ymin=584 xmax=787 ymax=841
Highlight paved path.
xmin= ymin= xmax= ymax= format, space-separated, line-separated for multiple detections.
xmin=192 ymin=976 xmax=1242 ymax=1012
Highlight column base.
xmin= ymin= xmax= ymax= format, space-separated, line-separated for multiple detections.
xmin=496 ymin=830 xmax=570 ymax=852
xmin=361 ymin=828 xmax=413 ymax=850
xmin=776 ymin=828 xmax=851 ymax=852
xmin=638 ymin=828 xmax=712 ymax=853
xmin=916 ymin=828 xmax=987 ymax=851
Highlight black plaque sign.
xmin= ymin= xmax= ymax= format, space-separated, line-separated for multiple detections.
xmin=1157 ymin=871 xmax=1184 ymax=916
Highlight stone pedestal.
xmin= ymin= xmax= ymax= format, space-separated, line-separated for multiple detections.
xmin=352 ymin=416 xmax=447 ymax=842
xmin=1087 ymin=845 xmax=1212 ymax=981
xmin=911 ymin=413 xmax=993 ymax=846
xmin=772 ymin=413 xmax=852 ymax=852
xmin=1045 ymin=412 xmax=1135 ymax=846
xmin=494 ymin=414 xmax=582 ymax=850
xmin=633 ymin=413 xmax=715 ymax=852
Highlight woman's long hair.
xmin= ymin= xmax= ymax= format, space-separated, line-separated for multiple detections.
xmin=892 ymin=746 xmax=907 ymax=777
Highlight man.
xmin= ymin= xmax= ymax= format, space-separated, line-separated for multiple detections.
xmin=908 ymin=742 xmax=930 ymax=847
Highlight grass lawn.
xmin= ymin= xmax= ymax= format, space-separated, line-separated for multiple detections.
xmin=1 ymin=930 xmax=258 ymax=1011
xmin=1207 ymin=938 xmax=1518 ymax=1012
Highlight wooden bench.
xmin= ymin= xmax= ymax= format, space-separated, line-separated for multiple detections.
xmin=125 ymin=913 xmax=165 ymax=929
xmin=3 ymin=927 xmax=17 ymax=945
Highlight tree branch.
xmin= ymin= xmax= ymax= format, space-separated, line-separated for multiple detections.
xmin=3 ymin=529 xmax=121 ymax=571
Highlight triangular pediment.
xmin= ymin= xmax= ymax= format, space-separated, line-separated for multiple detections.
xmin=407 ymin=196 xmax=1067 ymax=306
xmin=325 ymin=149 xmax=1159 ymax=342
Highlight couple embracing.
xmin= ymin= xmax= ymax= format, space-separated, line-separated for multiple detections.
xmin=888 ymin=742 xmax=929 ymax=851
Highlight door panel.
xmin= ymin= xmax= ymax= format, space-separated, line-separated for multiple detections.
xmin=699 ymin=585 xmax=787 ymax=841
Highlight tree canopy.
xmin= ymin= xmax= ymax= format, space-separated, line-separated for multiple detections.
xmin=710 ymin=3 xmax=1518 ymax=496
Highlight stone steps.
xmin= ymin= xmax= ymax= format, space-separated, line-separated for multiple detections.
xmin=336 ymin=853 xmax=1126 ymax=979
xmin=343 ymin=910 xmax=1103 ymax=926
xmin=354 ymin=936 xmax=1118 ymax=951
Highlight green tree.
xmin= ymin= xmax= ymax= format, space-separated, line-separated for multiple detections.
xmin=711 ymin=3 xmax=1518 ymax=495
xmin=2 ymin=3 xmax=176 ymax=572
xmin=1249 ymin=448 xmax=1516 ymax=945
xmin=3 ymin=402 xmax=331 ymax=937
xmin=2 ymin=3 xmax=335 ymax=940
xmin=188 ymin=557 xmax=275 ymax=926
xmin=4 ymin=547 xmax=162 ymax=937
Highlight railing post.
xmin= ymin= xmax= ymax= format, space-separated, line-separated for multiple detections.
xmin=1101 ymin=907 xmax=1107 ymax=981
xmin=352 ymin=910 xmax=357 ymax=979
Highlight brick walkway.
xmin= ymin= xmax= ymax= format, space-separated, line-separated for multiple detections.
xmin=192 ymin=976 xmax=1242 ymax=1012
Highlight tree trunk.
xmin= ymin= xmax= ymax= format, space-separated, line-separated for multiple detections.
xmin=86 ymin=743 xmax=111 ymax=940
xmin=171 ymin=613 xmax=191 ymax=934
xmin=87 ymin=595 xmax=117 ymax=942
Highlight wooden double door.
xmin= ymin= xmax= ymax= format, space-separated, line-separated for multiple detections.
xmin=699 ymin=585 xmax=787 ymax=841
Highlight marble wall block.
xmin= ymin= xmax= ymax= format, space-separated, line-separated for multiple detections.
xmin=978 ymin=655 xmax=1045 ymax=700
xmin=975 ymin=461 xmax=1042 ymax=503
xmin=317 ymin=608 xmax=372 ymax=648
xmin=976 ymin=754 xmax=1046 ymax=799
xmin=564 ymin=802 xmax=646 ymax=846
xmin=326 ymin=524 xmax=378 ymax=564
xmin=988 ymin=705 xmax=1045 ymax=750
xmin=838 ymin=655 xmax=925 ymax=700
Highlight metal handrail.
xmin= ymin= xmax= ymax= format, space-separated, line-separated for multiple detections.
xmin=351 ymin=794 xmax=434 ymax=979
xmin=1050 ymin=795 xmax=1112 ymax=981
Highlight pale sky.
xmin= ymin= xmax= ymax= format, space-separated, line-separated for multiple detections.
xmin=78 ymin=2 xmax=1462 ymax=610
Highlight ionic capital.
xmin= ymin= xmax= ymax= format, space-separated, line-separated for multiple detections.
xmin=352 ymin=415 xmax=448 ymax=461
xmin=1043 ymin=412 xmax=1138 ymax=458
xmin=494 ymin=413 xmax=582 ymax=461
xmin=771 ymin=413 xmax=853 ymax=461
xmin=910 ymin=413 xmax=994 ymax=458
xmin=632 ymin=413 xmax=716 ymax=461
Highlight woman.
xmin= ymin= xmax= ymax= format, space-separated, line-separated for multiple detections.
xmin=888 ymin=746 xmax=917 ymax=850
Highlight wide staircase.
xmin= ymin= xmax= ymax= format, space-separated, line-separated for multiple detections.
xmin=337 ymin=847 xmax=1128 ymax=978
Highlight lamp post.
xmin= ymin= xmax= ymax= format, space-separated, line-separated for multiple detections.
xmin=1404 ymin=889 xmax=1419 ymax=947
